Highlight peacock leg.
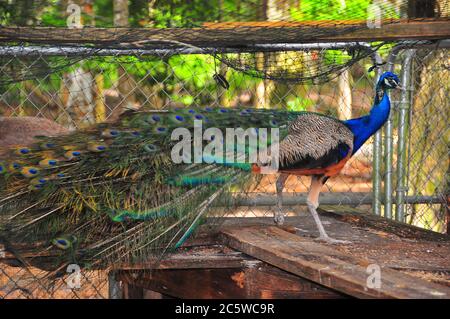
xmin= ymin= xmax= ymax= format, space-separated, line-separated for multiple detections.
xmin=274 ymin=173 xmax=289 ymax=225
xmin=306 ymin=175 xmax=351 ymax=244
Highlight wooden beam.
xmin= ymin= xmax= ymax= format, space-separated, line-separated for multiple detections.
xmin=319 ymin=19 xmax=450 ymax=42
xmin=202 ymin=18 xmax=442 ymax=28
xmin=117 ymin=264 xmax=347 ymax=299
xmin=319 ymin=206 xmax=450 ymax=242
xmin=113 ymin=245 xmax=261 ymax=270
xmin=0 ymin=20 xmax=448 ymax=48
xmin=219 ymin=226 xmax=450 ymax=299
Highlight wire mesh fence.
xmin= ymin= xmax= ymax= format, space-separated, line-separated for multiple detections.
xmin=387 ymin=47 xmax=449 ymax=231
xmin=0 ymin=40 xmax=448 ymax=298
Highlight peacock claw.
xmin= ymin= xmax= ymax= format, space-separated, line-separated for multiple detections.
xmin=314 ymin=236 xmax=352 ymax=245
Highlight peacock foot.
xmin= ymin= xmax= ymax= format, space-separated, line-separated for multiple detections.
xmin=314 ymin=236 xmax=352 ymax=245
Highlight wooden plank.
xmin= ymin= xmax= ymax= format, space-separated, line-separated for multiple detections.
xmin=117 ymin=264 xmax=347 ymax=299
xmin=214 ymin=214 xmax=450 ymax=275
xmin=122 ymin=283 xmax=144 ymax=299
xmin=0 ymin=20 xmax=448 ymax=47
xmin=319 ymin=206 xmax=450 ymax=242
xmin=203 ymin=20 xmax=373 ymax=28
xmin=218 ymin=226 xmax=450 ymax=298
xmin=113 ymin=245 xmax=261 ymax=270
xmin=203 ymin=18 xmax=445 ymax=28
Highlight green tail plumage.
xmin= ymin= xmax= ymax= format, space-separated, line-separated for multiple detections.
xmin=0 ymin=106 xmax=309 ymax=272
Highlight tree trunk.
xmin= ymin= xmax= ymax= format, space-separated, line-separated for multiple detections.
xmin=337 ymin=69 xmax=352 ymax=120
xmin=114 ymin=0 xmax=137 ymax=111
xmin=254 ymin=0 xmax=290 ymax=109
xmin=60 ymin=67 xmax=96 ymax=130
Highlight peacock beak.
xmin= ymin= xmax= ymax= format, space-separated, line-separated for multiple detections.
xmin=395 ymin=82 xmax=403 ymax=90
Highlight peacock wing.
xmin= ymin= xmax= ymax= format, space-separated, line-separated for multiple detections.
xmin=278 ymin=113 xmax=354 ymax=171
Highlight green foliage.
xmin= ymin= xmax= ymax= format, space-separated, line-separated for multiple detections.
xmin=0 ymin=0 xmax=397 ymax=110
xmin=170 ymin=55 xmax=215 ymax=89
xmin=287 ymin=96 xmax=313 ymax=111
xmin=291 ymin=0 xmax=371 ymax=21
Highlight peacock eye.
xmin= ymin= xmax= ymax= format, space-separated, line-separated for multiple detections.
xmin=155 ymin=127 xmax=167 ymax=134
xmin=143 ymin=144 xmax=158 ymax=153
xmin=152 ymin=115 xmax=160 ymax=121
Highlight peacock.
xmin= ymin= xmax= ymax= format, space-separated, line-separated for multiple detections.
xmin=0 ymin=71 xmax=400 ymax=273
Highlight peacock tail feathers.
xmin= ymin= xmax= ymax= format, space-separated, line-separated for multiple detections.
xmin=0 ymin=106 xmax=330 ymax=272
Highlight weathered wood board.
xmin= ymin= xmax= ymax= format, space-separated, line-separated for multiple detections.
xmin=0 ymin=20 xmax=449 ymax=48
xmin=115 ymin=246 xmax=347 ymax=299
xmin=218 ymin=224 xmax=450 ymax=298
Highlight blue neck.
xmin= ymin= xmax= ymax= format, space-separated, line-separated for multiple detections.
xmin=344 ymin=86 xmax=390 ymax=154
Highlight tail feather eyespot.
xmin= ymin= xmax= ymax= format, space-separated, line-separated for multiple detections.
xmin=9 ymin=162 xmax=22 ymax=171
xmin=87 ymin=143 xmax=107 ymax=152
xmin=21 ymin=166 xmax=39 ymax=178
xmin=39 ymin=159 xmax=58 ymax=168
xmin=154 ymin=126 xmax=168 ymax=134
xmin=51 ymin=236 xmax=77 ymax=250
xmin=143 ymin=144 xmax=158 ymax=153
xmin=15 ymin=147 xmax=31 ymax=155
xmin=64 ymin=150 xmax=82 ymax=160
xmin=102 ymin=130 xmax=120 ymax=138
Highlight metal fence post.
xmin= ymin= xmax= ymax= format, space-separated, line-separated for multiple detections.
xmin=395 ymin=49 xmax=415 ymax=222
xmin=372 ymin=53 xmax=384 ymax=216
xmin=384 ymin=49 xmax=400 ymax=219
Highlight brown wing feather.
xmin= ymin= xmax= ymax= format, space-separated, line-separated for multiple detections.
xmin=278 ymin=113 xmax=354 ymax=169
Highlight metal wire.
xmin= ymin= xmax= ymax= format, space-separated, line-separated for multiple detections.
xmin=0 ymin=40 xmax=448 ymax=299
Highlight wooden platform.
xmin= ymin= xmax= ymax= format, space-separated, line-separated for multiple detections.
xmin=114 ymin=207 xmax=450 ymax=299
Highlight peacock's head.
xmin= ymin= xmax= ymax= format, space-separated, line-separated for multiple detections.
xmin=378 ymin=72 xmax=401 ymax=90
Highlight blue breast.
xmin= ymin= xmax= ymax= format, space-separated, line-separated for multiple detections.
xmin=343 ymin=92 xmax=391 ymax=154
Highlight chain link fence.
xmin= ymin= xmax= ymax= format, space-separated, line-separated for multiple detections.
xmin=0 ymin=40 xmax=448 ymax=298
xmin=386 ymin=46 xmax=449 ymax=231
